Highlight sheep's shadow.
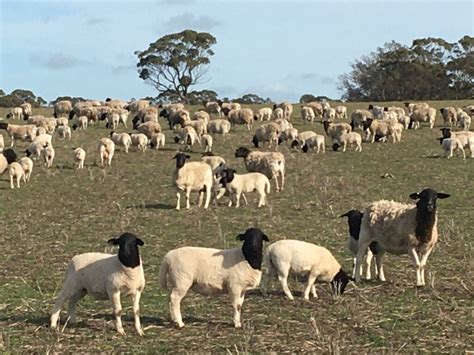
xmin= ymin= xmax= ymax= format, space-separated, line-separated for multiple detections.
xmin=127 ymin=203 xmax=175 ymax=210
xmin=0 ymin=314 xmax=49 ymax=327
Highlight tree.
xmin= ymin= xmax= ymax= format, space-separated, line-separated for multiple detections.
xmin=0 ymin=89 xmax=45 ymax=108
xmin=234 ymin=93 xmax=266 ymax=104
xmin=0 ymin=89 xmax=5 ymax=96
xmin=50 ymin=96 xmax=87 ymax=105
xmin=187 ymin=90 xmax=218 ymax=105
xmin=135 ymin=30 xmax=217 ymax=103
xmin=299 ymin=94 xmax=333 ymax=103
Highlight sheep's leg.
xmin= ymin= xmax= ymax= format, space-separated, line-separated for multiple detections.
xmin=10 ymin=137 xmax=15 ymax=147
xmin=375 ymin=252 xmax=386 ymax=281
xmin=185 ymin=187 xmax=191 ymax=209
xmin=277 ymin=269 xmax=293 ymax=300
xmin=257 ymin=189 xmax=265 ymax=207
xmin=272 ymin=172 xmax=280 ymax=192
xmin=235 ymin=192 xmax=241 ymax=208
xmin=231 ymin=290 xmax=245 ymax=328
xmin=241 ymin=193 xmax=248 ymax=206
xmin=170 ymin=288 xmax=187 ymax=328
xmin=198 ymin=190 xmax=204 ymax=207
xmin=364 ymin=249 xmax=374 ymax=280
xmin=261 ymin=265 xmax=276 ymax=296
xmin=342 ymin=142 xmax=347 ymax=152
xmin=419 ymin=247 xmax=433 ymax=286
xmin=351 ymin=257 xmax=357 ymax=279
xmin=51 ymin=285 xmax=77 ymax=329
xmin=176 ymin=191 xmax=181 ymax=210
xmin=354 ymin=241 xmax=370 ymax=283
xmin=110 ymin=292 xmax=126 ymax=335
xmin=67 ymin=289 xmax=87 ymax=324
xmin=303 ymin=272 xmax=318 ymax=300
xmin=9 ymin=175 xmax=14 ymax=189
xmin=132 ymin=290 xmax=144 ymax=336
xmin=203 ymin=184 xmax=211 ymax=209
xmin=408 ymin=248 xmax=423 ymax=286
xmin=311 ymin=285 xmax=318 ymax=298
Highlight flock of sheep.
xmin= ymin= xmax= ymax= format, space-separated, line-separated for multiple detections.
xmin=0 ymin=97 xmax=472 ymax=336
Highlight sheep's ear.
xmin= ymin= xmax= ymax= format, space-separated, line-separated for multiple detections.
xmin=236 ymin=233 xmax=246 ymax=241
xmin=409 ymin=192 xmax=420 ymax=200
xmin=339 ymin=211 xmax=350 ymax=218
xmin=108 ymin=238 xmax=119 ymax=245
xmin=437 ymin=193 xmax=450 ymax=199
xmin=262 ymin=234 xmax=269 ymax=242
xmin=185 ymin=154 xmax=191 ymax=159
xmin=136 ymin=238 xmax=144 ymax=246
xmin=231 ymin=169 xmax=236 ymax=173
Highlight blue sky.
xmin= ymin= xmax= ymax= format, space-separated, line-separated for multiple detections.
xmin=0 ymin=0 xmax=472 ymax=103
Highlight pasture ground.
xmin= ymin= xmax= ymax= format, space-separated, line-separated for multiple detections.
xmin=0 ymin=100 xmax=472 ymax=353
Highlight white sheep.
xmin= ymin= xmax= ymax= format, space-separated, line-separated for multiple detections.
xmin=193 ymin=110 xmax=211 ymax=124
xmin=409 ymin=107 xmax=436 ymax=129
xmin=333 ymin=132 xmax=362 ymax=152
xmin=323 ymin=121 xmax=352 ymax=143
xmin=350 ymin=110 xmax=372 ymax=130
xmin=50 ymin=233 xmax=145 ymax=336
xmin=355 ymin=188 xmax=450 ymax=286
xmin=56 ymin=116 xmax=69 ymax=127
xmin=76 ymin=116 xmax=88 ymax=130
xmin=0 ymin=123 xmax=37 ymax=147
xmin=301 ymin=106 xmax=316 ymax=123
xmin=335 ymin=105 xmax=348 ymax=120
xmin=174 ymin=126 xmax=200 ymax=151
xmin=204 ymin=101 xmax=221 ymax=117
xmin=438 ymin=137 xmax=466 ymax=159
xmin=201 ymin=133 xmax=213 ymax=153
xmin=439 ymin=128 xmax=474 ymax=158
xmin=323 ymin=107 xmax=336 ymax=122
xmin=201 ymin=153 xmax=226 ymax=175
xmin=368 ymin=104 xmax=385 ymax=119
xmin=234 ymin=147 xmax=285 ymax=192
xmin=290 ymin=130 xmax=318 ymax=149
xmin=56 ymin=125 xmax=71 ymax=140
xmin=172 ymin=153 xmax=213 ymax=210
xmin=110 ymin=132 xmax=132 ymax=153
xmin=53 ymin=100 xmax=73 ymax=118
xmin=277 ymin=128 xmax=299 ymax=146
xmin=439 ymin=107 xmax=458 ymax=126
xmin=252 ymin=122 xmax=281 ymax=149
xmin=388 ymin=122 xmax=403 ymax=143
xmin=6 ymin=107 xmax=23 ymax=120
xmin=130 ymin=133 xmax=149 ymax=152
xmin=18 ymin=157 xmax=33 ymax=181
xmin=254 ymin=107 xmax=273 ymax=121
xmin=225 ymin=108 xmax=254 ymax=131
xmin=207 ymin=119 xmax=231 ymax=137
xmin=41 ymin=143 xmax=55 ymax=168
xmin=458 ymin=111 xmax=471 ymax=131
xmin=274 ymin=102 xmax=293 ymax=120
xmin=8 ymin=162 xmax=25 ymax=189
xmin=136 ymin=121 xmax=161 ymax=139
xmin=98 ymin=138 xmax=115 ymax=167
xmin=73 ymin=148 xmax=86 ymax=169
xmin=159 ymin=228 xmax=268 ymax=328
xmin=150 ymin=133 xmax=166 ymax=150
xmin=272 ymin=107 xmax=284 ymax=120
xmin=25 ymin=134 xmax=53 ymax=158
xmin=301 ymin=134 xmax=325 ymax=153
xmin=261 ymin=239 xmax=351 ymax=300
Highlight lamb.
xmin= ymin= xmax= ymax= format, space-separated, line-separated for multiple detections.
xmin=304 ymin=102 xmax=324 ymax=118
xmin=439 ymin=128 xmax=474 ymax=158
xmin=106 ymin=113 xmax=120 ymax=130
xmin=272 ymin=107 xmax=284 ymax=120
xmin=323 ymin=107 xmax=336 ymax=122
xmin=362 ymin=118 xmax=390 ymax=143
xmin=409 ymin=107 xmax=436 ymax=129
xmin=254 ymin=107 xmax=273 ymax=121
xmin=8 ymin=162 xmax=25 ymax=189
xmin=25 ymin=134 xmax=53 ymax=158
xmin=261 ymin=239 xmax=351 ymax=300
xmin=350 ymin=110 xmax=372 ymax=130
xmin=334 ymin=105 xmax=348 ymax=120
xmin=273 ymin=102 xmax=293 ymax=120
xmin=0 ymin=149 xmax=17 ymax=174
xmin=301 ymin=106 xmax=316 ymax=123
xmin=56 ymin=116 xmax=69 ymax=127
xmin=193 ymin=110 xmax=211 ymax=124
xmin=73 ymin=148 xmax=86 ymax=169
xmin=354 ymin=188 xmax=450 ymax=286
xmin=404 ymin=102 xmax=429 ymax=115
xmin=388 ymin=122 xmax=403 ymax=143
xmin=184 ymin=119 xmax=207 ymax=136
xmin=332 ymin=132 xmax=362 ymax=152
xmin=207 ymin=119 xmax=231 ymax=137
xmin=18 ymin=157 xmax=33 ymax=181
xmin=53 ymin=100 xmax=73 ymax=118
xmin=174 ymin=126 xmax=200 ymax=151
xmin=57 ymin=125 xmax=71 ymax=140
xmin=72 ymin=116 xmax=88 ymax=130
xmin=136 ymin=121 xmax=161 ymax=139
xmin=0 ymin=123 xmax=37 ymax=147
xmin=172 ymin=153 xmax=213 ymax=210
xmin=204 ymin=101 xmax=221 ymax=117
xmin=340 ymin=210 xmax=380 ymax=279
xmin=98 ymin=138 xmax=115 ymax=167
xmin=150 ymin=133 xmax=166 ymax=150
xmin=234 ymin=147 xmax=285 ymax=192
xmin=159 ymin=227 xmax=268 ymax=328
xmin=216 ymin=168 xmax=270 ymax=208
xmin=252 ymin=122 xmax=281 ymax=149
xmin=323 ymin=121 xmax=352 ymax=143
xmin=6 ymin=107 xmax=23 ymax=120
xmin=439 ymin=107 xmax=457 ymax=126
xmin=458 ymin=111 xmax=471 ymax=131
xmin=201 ymin=152 xmax=226 ymax=175
xmin=437 ymin=137 xmax=466 ymax=159
xmin=50 ymin=233 xmax=145 ymax=336
xmin=289 ymin=130 xmax=317 ymax=149
xmin=224 ymin=108 xmax=254 ymax=131
xmin=277 ymin=128 xmax=299 ymax=145
xmin=201 ymin=133 xmax=213 ymax=153
xmin=110 ymin=132 xmax=132 ymax=153
xmin=130 ymin=133 xmax=149 ymax=152
xmin=41 ymin=142 xmax=55 ymax=168
xmin=301 ymin=134 xmax=325 ymax=153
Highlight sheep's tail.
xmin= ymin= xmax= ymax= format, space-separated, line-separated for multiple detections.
xmin=158 ymin=257 xmax=169 ymax=290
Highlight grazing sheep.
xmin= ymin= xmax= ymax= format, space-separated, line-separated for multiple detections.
xmin=254 ymin=107 xmax=273 ymax=121
xmin=36 ymin=127 xmax=47 ymax=136
xmin=301 ymin=134 xmax=325 ymax=153
xmin=69 ymin=103 xmax=98 ymax=124
xmin=20 ymin=102 xmax=32 ymax=118
xmin=404 ymin=102 xmax=429 ymax=115
xmin=72 ymin=116 xmax=88 ymax=130
xmin=57 ymin=125 xmax=72 ymax=140
xmin=193 ymin=110 xmax=211 ymax=124
xmin=272 ymin=107 xmax=284 ymax=120
xmin=273 ymin=102 xmax=293 ymax=120
xmin=98 ymin=138 xmax=115 ymax=167
xmin=350 ymin=110 xmax=372 ymax=130
xmin=41 ymin=142 xmax=55 ymax=168
xmin=335 ymin=105 xmax=348 ymax=120
xmin=458 ymin=111 xmax=471 ymax=131
xmin=289 ymin=130 xmax=317 ymax=149
xmin=332 ymin=132 xmax=362 ymax=152
xmin=6 ymin=107 xmax=23 ymax=120
xmin=136 ymin=121 xmax=161 ymax=139
xmin=8 ymin=162 xmax=25 ymax=189
xmin=277 ymin=128 xmax=299 ymax=145
xmin=224 ymin=108 xmax=254 ymax=131
xmin=340 ymin=210 xmax=380 ymax=279
xmin=323 ymin=121 xmax=352 ymax=143
xmin=252 ymin=122 xmax=281 ymax=149
xmin=362 ymin=118 xmax=390 ymax=143
xmin=172 ymin=153 xmax=213 ymax=210
xmin=439 ymin=107 xmax=458 ymax=126
xmin=150 ymin=133 xmax=166 ymax=150
xmin=159 ymin=108 xmax=190 ymax=129
xmin=53 ymin=100 xmax=73 ymax=118
xmin=130 ymin=133 xmax=149 ymax=152
xmin=274 ymin=118 xmax=292 ymax=132
xmin=217 ymin=168 xmax=270 ymax=208
xmin=204 ymin=101 xmax=221 ymax=117
xmin=27 ymin=115 xmax=57 ymax=134
xmin=355 ymin=188 xmax=450 ymax=286
xmin=0 ymin=149 xmax=17 ymax=174
xmin=0 ymin=123 xmax=37 ymax=147
xmin=50 ymin=233 xmax=145 ymax=336
xmin=439 ymin=128 xmax=474 ymax=158
xmin=18 ymin=157 xmax=33 ymax=181
xmin=388 ymin=122 xmax=403 ymax=143
xmin=110 ymin=132 xmax=132 ymax=153
xmin=207 ymin=119 xmax=231 ymax=137
xmin=201 ymin=133 xmax=213 ymax=153
xmin=184 ymin=119 xmax=207 ymax=136
xmin=25 ymin=134 xmax=53 ymax=158
xmin=107 ymin=113 xmax=120 ymax=130
xmin=220 ymin=102 xmax=241 ymax=112
xmin=234 ymin=147 xmax=285 ymax=192
xmin=304 ymin=102 xmax=324 ymax=118
xmin=438 ymin=137 xmax=466 ymax=159
xmin=261 ymin=239 xmax=351 ymax=300
xmin=159 ymin=227 xmax=269 ymax=328
xmin=56 ymin=116 xmax=69 ymax=127
xmin=323 ymin=107 xmax=336 ymax=122
xmin=73 ymin=148 xmax=86 ymax=169
xmin=174 ymin=126 xmax=200 ymax=151
xmin=301 ymin=106 xmax=316 ymax=123
xmin=368 ymin=104 xmax=385 ymax=119
xmin=126 ymin=99 xmax=150 ymax=119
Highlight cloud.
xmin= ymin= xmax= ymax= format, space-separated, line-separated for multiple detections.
xmin=162 ymin=13 xmax=220 ymax=32
xmin=29 ymin=53 xmax=89 ymax=70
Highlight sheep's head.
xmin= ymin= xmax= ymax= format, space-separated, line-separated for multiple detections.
xmin=234 ymin=147 xmax=250 ymax=159
xmin=72 ymin=124 xmax=78 ymax=130
xmin=331 ymin=269 xmax=351 ymax=295
xmin=340 ymin=210 xmax=363 ymax=240
xmin=251 ymin=135 xmax=259 ymax=148
xmin=332 ymin=143 xmax=340 ymax=151
xmin=368 ymin=104 xmax=373 ymax=110
xmin=290 ymin=140 xmax=300 ymax=149
xmin=159 ymin=109 xmax=169 ymax=118
xmin=108 ymin=232 xmax=144 ymax=268
xmin=221 ymin=107 xmax=231 ymax=117
xmin=439 ymin=127 xmax=452 ymax=138
xmin=3 ymin=149 xmax=17 ymax=164
xmin=409 ymin=188 xmax=450 ymax=213
xmin=302 ymin=144 xmax=309 ymax=153
xmin=236 ymin=228 xmax=269 ymax=270
xmin=218 ymin=168 xmax=236 ymax=187
xmin=439 ymin=108 xmax=445 ymax=114
xmin=173 ymin=152 xmax=190 ymax=169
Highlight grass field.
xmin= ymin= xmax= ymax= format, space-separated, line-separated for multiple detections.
xmin=0 ymin=100 xmax=473 ymax=353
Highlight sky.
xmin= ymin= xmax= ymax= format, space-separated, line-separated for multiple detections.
xmin=0 ymin=0 xmax=472 ymax=103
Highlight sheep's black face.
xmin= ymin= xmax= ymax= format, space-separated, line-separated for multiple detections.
xmin=368 ymin=104 xmax=373 ymax=110
xmin=3 ymin=149 xmax=17 ymax=164
xmin=323 ymin=121 xmax=330 ymax=133
xmin=439 ymin=108 xmax=444 ymax=114
xmin=237 ymin=228 xmax=269 ymax=270
xmin=174 ymin=136 xmax=180 ymax=144
xmin=159 ymin=109 xmax=169 ymax=118
xmin=173 ymin=153 xmax=190 ymax=169
xmin=222 ymin=108 xmax=230 ymax=116
xmin=108 ymin=232 xmax=144 ymax=268
xmin=290 ymin=140 xmax=299 ymax=149
xmin=332 ymin=143 xmax=340 ymax=151
xmin=253 ymin=115 xmax=259 ymax=121
xmin=72 ymin=124 xmax=78 ymax=130
xmin=440 ymin=128 xmax=451 ymax=138
xmin=6 ymin=113 xmax=12 ymax=119
xmin=132 ymin=117 xmax=140 ymax=129
xmin=234 ymin=147 xmax=250 ymax=158
xmin=302 ymin=144 xmax=309 ymax=153
xmin=68 ymin=111 xmax=75 ymax=120
xmin=409 ymin=188 xmax=450 ymax=213
xmin=340 ymin=210 xmax=363 ymax=240
xmin=331 ymin=269 xmax=350 ymax=295
xmin=252 ymin=135 xmax=259 ymax=148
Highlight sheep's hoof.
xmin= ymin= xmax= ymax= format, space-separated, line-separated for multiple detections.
xmin=234 ymin=322 xmax=242 ymax=329
xmin=176 ymin=323 xmax=185 ymax=329
xmin=117 ymin=328 xmax=126 ymax=336
xmin=136 ymin=328 xmax=145 ymax=336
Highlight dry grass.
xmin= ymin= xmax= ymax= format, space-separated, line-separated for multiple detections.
xmin=0 ymin=100 xmax=473 ymax=352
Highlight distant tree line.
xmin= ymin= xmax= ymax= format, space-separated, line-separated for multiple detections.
xmin=339 ymin=36 xmax=473 ymax=101
xmin=0 ymin=89 xmax=47 ymax=108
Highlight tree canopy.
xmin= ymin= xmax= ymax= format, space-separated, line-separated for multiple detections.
xmin=338 ymin=36 xmax=473 ymax=101
xmin=135 ymin=30 xmax=217 ymax=103
xmin=0 ymin=89 xmax=46 ymax=108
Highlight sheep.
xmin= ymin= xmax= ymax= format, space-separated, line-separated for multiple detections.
xmin=159 ymin=108 xmax=190 ymax=129
xmin=272 ymin=107 xmax=284 ymax=120
xmin=107 ymin=113 xmax=120 ymax=130
xmin=207 ymin=119 xmax=231 ymax=137
xmin=409 ymin=107 xmax=436 ymax=129
xmin=137 ymin=106 xmax=159 ymax=124
xmin=41 ymin=142 xmax=55 ymax=168
xmin=0 ymin=123 xmax=37 ymax=147
xmin=172 ymin=153 xmax=213 ymax=210
xmin=25 ymin=134 xmax=53 ymax=158
xmin=289 ymin=130 xmax=317 ymax=149
xmin=274 ymin=118 xmax=292 ymax=132
xmin=304 ymin=102 xmax=324 ymax=118
xmin=204 ymin=101 xmax=221 ymax=117
xmin=130 ymin=133 xmax=149 ymax=152
xmin=388 ymin=122 xmax=403 ymax=143
xmin=150 ymin=133 xmax=166 ymax=150
xmin=323 ymin=107 xmax=336 ymax=122
xmin=0 ymin=149 xmax=17 ymax=174
xmin=69 ymin=103 xmax=98 ymax=123
xmin=53 ymin=100 xmax=73 ymax=118
xmin=193 ymin=110 xmax=211 ymax=124
xmin=254 ymin=107 xmax=273 ymax=121
xmin=18 ymin=157 xmax=33 ymax=182
xmin=56 ymin=116 xmax=69 ymax=127
xmin=126 ymin=99 xmax=150 ymax=119
xmin=340 ymin=210 xmax=380 ymax=279
xmin=334 ymin=105 xmax=348 ymax=120
xmin=320 ymin=100 xmax=331 ymax=112
xmin=439 ymin=128 xmax=474 ymax=158
xmin=350 ymin=110 xmax=372 ymax=130
xmin=73 ymin=148 xmax=86 ymax=169
xmin=8 ymin=162 xmax=25 ymax=189
xmin=439 ymin=107 xmax=457 ymax=126
xmin=301 ymin=106 xmax=316 ymax=123
xmin=159 ymin=227 xmax=268 ymax=328
xmin=201 ymin=152 xmax=226 ymax=175
xmin=174 ymin=126 xmax=200 ymax=151
xmin=72 ymin=116 xmax=88 ymax=130
xmin=184 ymin=119 xmax=207 ymax=136
xmin=28 ymin=115 xmax=57 ymax=134
xmin=220 ymin=102 xmax=241 ymax=112
xmin=36 ymin=127 xmax=47 ymax=136
xmin=6 ymin=107 xmax=23 ymax=120
xmin=224 ymin=108 xmax=254 ymax=131
xmin=98 ymin=138 xmax=115 ymax=167
xmin=385 ymin=106 xmax=405 ymax=120
xmin=404 ymin=102 xmax=429 ymax=115
xmin=273 ymin=102 xmax=293 ymax=120
xmin=323 ymin=121 xmax=352 ymax=143
xmin=362 ymin=118 xmax=390 ymax=143
xmin=50 ymin=233 xmax=145 ymax=336
xmin=458 ymin=111 xmax=471 ymax=131
xmin=437 ymin=137 xmax=466 ymax=159
xmin=354 ymin=188 xmax=450 ymax=286
xmin=301 ymin=134 xmax=325 ymax=153
xmin=234 ymin=147 xmax=285 ymax=192
xmin=216 ymin=168 xmax=270 ymax=208
xmin=368 ymin=104 xmax=385 ymax=119
xmin=252 ymin=122 xmax=280 ymax=149
xmin=57 ymin=125 xmax=71 ymax=140
xmin=398 ymin=115 xmax=411 ymax=130
xmin=277 ymin=128 xmax=299 ymax=145
xmin=0 ymin=134 xmax=3 ymax=153
xmin=462 ymin=105 xmax=474 ymax=117
xmin=110 ymin=132 xmax=132 ymax=153
xmin=261 ymin=239 xmax=351 ymax=300
xmin=20 ymin=102 xmax=32 ymax=118
xmin=136 ymin=121 xmax=161 ymax=139
xmin=332 ymin=132 xmax=362 ymax=152
xmin=201 ymin=133 xmax=213 ymax=153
